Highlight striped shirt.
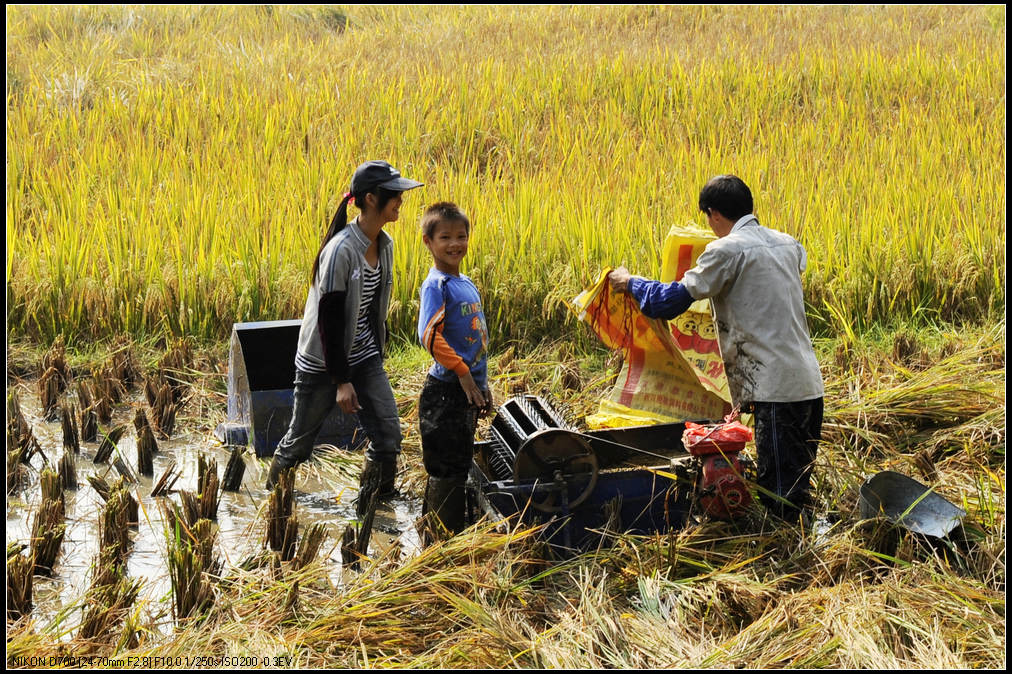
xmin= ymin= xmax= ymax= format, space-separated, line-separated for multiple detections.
xmin=293 ymin=218 xmax=394 ymax=380
xmin=347 ymin=261 xmax=381 ymax=366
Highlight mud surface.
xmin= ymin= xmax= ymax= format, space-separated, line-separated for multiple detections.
xmin=6 ymin=381 xmax=422 ymax=626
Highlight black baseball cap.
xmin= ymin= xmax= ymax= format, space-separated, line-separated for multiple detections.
xmin=350 ymin=160 xmax=423 ymax=194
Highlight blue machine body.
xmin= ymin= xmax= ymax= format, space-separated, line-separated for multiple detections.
xmin=468 ymin=420 xmax=696 ymax=554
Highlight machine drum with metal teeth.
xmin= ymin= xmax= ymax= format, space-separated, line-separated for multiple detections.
xmin=484 ymin=396 xmax=599 ymax=512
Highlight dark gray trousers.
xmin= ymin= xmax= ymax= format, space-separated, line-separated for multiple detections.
xmin=274 ymin=356 xmax=401 ymax=467
xmin=750 ymin=397 xmax=823 ymax=518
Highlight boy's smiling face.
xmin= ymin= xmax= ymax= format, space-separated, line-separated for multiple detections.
xmin=424 ymin=218 xmax=470 ymax=275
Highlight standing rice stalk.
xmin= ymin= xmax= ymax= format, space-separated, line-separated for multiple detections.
xmin=159 ymin=338 xmax=195 ymax=403
xmin=80 ymin=406 xmax=99 ymax=444
xmin=109 ymin=337 xmax=141 ymax=391
xmin=7 ymin=391 xmax=33 ymax=493
xmin=77 ymin=382 xmax=98 ymax=442
xmin=89 ymin=369 xmax=115 ymax=425
xmin=7 ymin=446 xmax=26 ymax=495
xmin=100 ymin=482 xmax=138 ymax=563
xmin=31 ymin=469 xmax=67 ymax=575
xmin=292 ymin=522 xmax=328 ymax=572
xmin=266 ymin=468 xmax=298 ymax=561
xmin=133 ymin=409 xmax=158 ymax=478
xmin=272 ymin=511 xmax=300 ymax=565
xmin=162 ymin=500 xmax=221 ymax=623
xmin=136 ymin=434 xmax=154 ymax=478
xmin=7 ymin=389 xmax=43 ymax=465
xmin=342 ymin=490 xmax=379 ymax=571
xmin=76 ymin=380 xmax=93 ymax=412
xmin=168 ymin=541 xmax=214 ymax=623
xmin=340 ymin=525 xmax=357 ymax=570
xmin=151 ymin=460 xmax=182 ymax=497
xmin=77 ymin=545 xmax=142 ymax=647
xmin=38 ymin=366 xmax=62 ymax=421
xmin=94 ymin=396 xmax=113 ymax=427
xmin=150 ymin=380 xmax=179 ymax=439
xmin=39 ymin=467 xmax=66 ymax=516
xmin=222 ymin=446 xmax=246 ymax=492
xmin=113 ymin=452 xmax=139 ymax=484
xmin=88 ymin=474 xmax=112 ymax=502
xmin=143 ymin=374 xmax=161 ymax=409
xmin=41 ymin=336 xmax=71 ymax=393
xmin=7 ymin=546 xmax=33 ymax=622
xmin=167 ymin=538 xmax=218 ymax=624
xmin=58 ymin=450 xmax=78 ymax=491
xmin=178 ymin=491 xmax=201 ymax=529
xmin=94 ymin=424 xmax=126 ymax=464
xmin=94 ymin=364 xmax=125 ymax=406
xmin=77 ymin=573 xmax=142 ymax=646
xmin=197 ymin=454 xmax=220 ymax=519
xmin=179 ymin=454 xmax=221 ymax=524
xmin=61 ymin=400 xmax=80 ymax=453
xmin=190 ymin=519 xmax=223 ymax=576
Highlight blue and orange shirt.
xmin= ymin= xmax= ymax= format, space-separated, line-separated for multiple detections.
xmin=417 ymin=267 xmax=488 ymax=389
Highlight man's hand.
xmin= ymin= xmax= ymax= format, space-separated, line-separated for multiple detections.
xmin=336 ymin=382 xmax=361 ymax=414
xmin=608 ymin=266 xmax=633 ymax=293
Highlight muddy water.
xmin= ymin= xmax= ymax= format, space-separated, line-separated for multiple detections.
xmin=6 ymin=382 xmax=422 ymax=628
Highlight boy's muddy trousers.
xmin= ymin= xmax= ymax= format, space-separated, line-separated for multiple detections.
xmin=418 ymin=375 xmax=478 ymax=538
xmin=422 ymin=474 xmax=467 ymax=537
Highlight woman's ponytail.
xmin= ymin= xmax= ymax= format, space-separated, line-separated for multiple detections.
xmin=311 ymin=192 xmax=356 ymax=282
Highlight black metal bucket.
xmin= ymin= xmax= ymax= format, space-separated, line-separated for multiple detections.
xmin=213 ymin=320 xmax=361 ymax=457
xmin=858 ymin=470 xmax=966 ymax=539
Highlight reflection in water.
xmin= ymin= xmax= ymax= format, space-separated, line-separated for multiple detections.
xmin=6 ymin=383 xmax=422 ymax=627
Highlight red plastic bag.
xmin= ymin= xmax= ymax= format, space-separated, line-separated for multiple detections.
xmin=682 ymin=420 xmax=753 ymax=456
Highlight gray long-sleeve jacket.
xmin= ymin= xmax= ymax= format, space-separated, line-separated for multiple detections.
xmin=295 ymin=218 xmax=393 ymax=382
xmin=680 ymin=215 xmax=824 ymax=405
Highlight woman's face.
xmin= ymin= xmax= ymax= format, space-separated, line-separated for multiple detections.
xmin=378 ymin=192 xmax=404 ymax=224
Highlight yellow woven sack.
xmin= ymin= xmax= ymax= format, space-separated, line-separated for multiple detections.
xmin=570 ymin=224 xmax=731 ymax=429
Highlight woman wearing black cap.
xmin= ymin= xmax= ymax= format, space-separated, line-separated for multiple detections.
xmin=267 ymin=160 xmax=423 ymax=517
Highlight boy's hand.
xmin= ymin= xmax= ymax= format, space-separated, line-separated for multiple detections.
xmin=458 ymin=371 xmax=486 ymax=411
xmin=478 ymin=389 xmax=494 ymax=418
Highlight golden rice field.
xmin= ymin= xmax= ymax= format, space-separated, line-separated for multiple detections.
xmin=5 ymin=4 xmax=1005 ymax=347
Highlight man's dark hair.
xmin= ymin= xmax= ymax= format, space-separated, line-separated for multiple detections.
xmin=698 ymin=175 xmax=753 ymax=222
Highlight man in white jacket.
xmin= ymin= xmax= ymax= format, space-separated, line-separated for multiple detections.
xmin=609 ymin=175 xmax=824 ymax=521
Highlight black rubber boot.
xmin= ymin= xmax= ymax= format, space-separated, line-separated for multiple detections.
xmin=421 ymin=474 xmax=467 ymax=543
xmin=378 ymin=458 xmax=398 ymax=498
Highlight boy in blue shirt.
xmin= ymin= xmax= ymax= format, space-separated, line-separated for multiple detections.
xmin=416 ymin=202 xmax=491 ymax=539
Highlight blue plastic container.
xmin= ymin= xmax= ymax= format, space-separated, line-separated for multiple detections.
xmin=213 ymin=320 xmax=361 ymax=457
